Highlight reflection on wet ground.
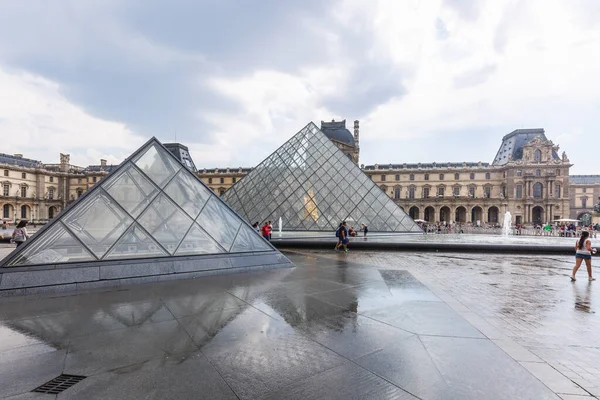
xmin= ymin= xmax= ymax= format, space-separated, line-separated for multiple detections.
xmin=0 ymin=251 xmax=597 ymax=399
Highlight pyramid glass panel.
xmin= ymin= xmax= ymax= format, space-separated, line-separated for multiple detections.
xmin=104 ymin=164 xmax=159 ymax=218
xmin=2 ymin=138 xmax=280 ymax=269
xmin=7 ymin=222 xmax=96 ymax=266
xmin=63 ymin=190 xmax=133 ymax=258
xmin=222 ymin=122 xmax=421 ymax=232
xmin=104 ymin=223 xmax=169 ymax=260
xmin=174 ymin=223 xmax=226 ymax=256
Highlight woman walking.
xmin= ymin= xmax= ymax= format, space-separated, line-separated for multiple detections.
xmin=11 ymin=220 xmax=30 ymax=248
xmin=571 ymin=230 xmax=596 ymax=281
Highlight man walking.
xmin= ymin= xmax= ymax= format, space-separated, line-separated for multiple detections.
xmin=339 ymin=221 xmax=349 ymax=253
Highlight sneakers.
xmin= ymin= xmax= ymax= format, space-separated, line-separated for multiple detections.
xmin=570 ymin=276 xmax=576 ymax=281
xmin=334 ymin=246 xmax=338 ymax=251
xmin=344 ymin=249 xmax=349 ymax=254
xmin=590 ymin=277 xmax=596 ymax=281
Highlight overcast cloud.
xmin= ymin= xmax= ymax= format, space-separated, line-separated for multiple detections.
xmin=0 ymin=0 xmax=598 ymax=174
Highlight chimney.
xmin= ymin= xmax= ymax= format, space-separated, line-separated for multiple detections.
xmin=353 ymin=120 xmax=360 ymax=148
xmin=100 ymin=159 xmax=107 ymax=167
xmin=59 ymin=153 xmax=70 ymax=172
xmin=13 ymin=154 xmax=23 ymax=158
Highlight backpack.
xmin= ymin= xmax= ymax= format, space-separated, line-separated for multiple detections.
xmin=13 ymin=228 xmax=25 ymax=242
xmin=335 ymin=228 xmax=340 ymax=238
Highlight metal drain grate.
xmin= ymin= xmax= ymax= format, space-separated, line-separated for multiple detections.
xmin=32 ymin=374 xmax=87 ymax=394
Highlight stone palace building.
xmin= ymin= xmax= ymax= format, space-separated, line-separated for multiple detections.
xmin=2 ymin=120 xmax=598 ymax=226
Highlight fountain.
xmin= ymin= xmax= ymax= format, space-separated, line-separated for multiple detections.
xmin=278 ymin=216 xmax=283 ymax=236
xmin=502 ymin=211 xmax=512 ymax=236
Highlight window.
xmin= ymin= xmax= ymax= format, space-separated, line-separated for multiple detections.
xmin=77 ymin=189 xmax=83 ymax=198
xmin=453 ymin=186 xmax=460 ymax=196
xmin=220 ymin=177 xmax=225 ymax=184
xmin=409 ymin=187 xmax=415 ymax=199
xmin=485 ymin=172 xmax=490 ymax=180
xmin=470 ymin=173 xmax=475 ymax=180
xmin=20 ymin=186 xmax=26 ymax=198
xmin=49 ymin=176 xmax=54 ymax=183
xmin=439 ymin=174 xmax=444 ymax=180
xmin=454 ymin=173 xmax=460 ymax=180
xmin=381 ymin=175 xmax=386 ymax=182
xmin=583 ymin=188 xmax=587 ymax=193
xmin=423 ymin=187 xmax=430 ymax=198
xmin=395 ymin=174 xmax=400 ymax=181
xmin=219 ymin=189 xmax=226 ymax=196
xmin=78 ymin=178 xmax=82 ymax=184
xmin=394 ymin=187 xmax=401 ymax=199
xmin=582 ymin=197 xmax=587 ymax=208
xmin=3 ymin=170 xmax=7 ymax=177
xmin=233 ymin=177 xmax=237 ymax=183
xmin=534 ymin=149 xmax=542 ymax=162
xmin=484 ymin=186 xmax=491 ymax=198
xmin=556 ymin=169 xmax=561 ymax=176
xmin=535 ymin=169 xmax=541 ymax=177
xmin=92 ymin=177 xmax=97 ymax=183
xmin=208 ymin=178 xmax=213 ymax=184
xmin=516 ymin=170 xmax=522 ymax=177
xmin=533 ymin=182 xmax=543 ymax=198
xmin=516 ymin=184 xmax=523 ymax=199
xmin=2 ymin=184 xmax=8 ymax=196
xmin=21 ymin=172 xmax=26 ymax=179
xmin=48 ymin=188 xmax=54 ymax=200
xmin=3 ymin=204 xmax=9 ymax=219
xmin=554 ymin=184 xmax=561 ymax=198
xmin=469 ymin=187 xmax=476 ymax=197
xmin=409 ymin=174 xmax=415 ymax=181
xmin=424 ymin=174 xmax=429 ymax=181
xmin=437 ymin=187 xmax=445 ymax=197
xmin=20 ymin=205 xmax=27 ymax=219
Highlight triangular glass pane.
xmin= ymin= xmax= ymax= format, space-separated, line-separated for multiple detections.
xmin=134 ymin=143 xmax=180 ymax=188
xmin=175 ymin=223 xmax=226 ymax=256
xmin=138 ymin=193 xmax=194 ymax=255
xmin=164 ymin=170 xmax=212 ymax=219
xmin=63 ymin=190 xmax=133 ymax=258
xmin=7 ymin=222 xmax=96 ymax=266
xmin=231 ymin=224 xmax=272 ymax=252
xmin=104 ymin=223 xmax=168 ymax=260
xmin=196 ymin=197 xmax=242 ymax=251
xmin=104 ymin=164 xmax=158 ymax=218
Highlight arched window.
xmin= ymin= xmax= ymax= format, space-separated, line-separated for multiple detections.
xmin=535 ymin=169 xmax=541 ymax=177
xmin=409 ymin=187 xmax=415 ymax=199
xmin=485 ymin=172 xmax=490 ymax=180
xmin=424 ymin=174 xmax=429 ymax=181
xmin=516 ymin=184 xmax=523 ymax=199
xmin=77 ymin=189 xmax=83 ymax=198
xmin=394 ymin=187 xmax=401 ymax=199
xmin=534 ymin=149 xmax=542 ymax=162
xmin=454 ymin=173 xmax=460 ymax=180
xmin=533 ymin=182 xmax=543 ymax=198
xmin=470 ymin=172 xmax=475 ymax=180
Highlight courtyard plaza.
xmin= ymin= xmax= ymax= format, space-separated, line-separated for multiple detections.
xmin=0 ymin=243 xmax=599 ymax=399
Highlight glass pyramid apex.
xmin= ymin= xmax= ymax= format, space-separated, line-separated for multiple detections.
xmin=2 ymin=138 xmax=277 ymax=267
xmin=223 ymin=122 xmax=422 ymax=233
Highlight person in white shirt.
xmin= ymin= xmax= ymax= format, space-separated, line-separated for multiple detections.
xmin=571 ymin=230 xmax=596 ymax=281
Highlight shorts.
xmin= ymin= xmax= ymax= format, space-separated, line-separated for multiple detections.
xmin=576 ymin=253 xmax=592 ymax=260
xmin=341 ymin=238 xmax=349 ymax=245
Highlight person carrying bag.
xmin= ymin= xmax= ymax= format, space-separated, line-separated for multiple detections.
xmin=12 ymin=220 xmax=30 ymax=248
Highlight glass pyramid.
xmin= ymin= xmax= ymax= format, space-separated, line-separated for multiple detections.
xmin=2 ymin=139 xmax=274 ymax=267
xmin=223 ymin=122 xmax=422 ymax=232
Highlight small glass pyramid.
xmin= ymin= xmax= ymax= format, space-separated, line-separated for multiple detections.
xmin=3 ymin=139 xmax=274 ymax=267
xmin=223 ymin=122 xmax=422 ymax=232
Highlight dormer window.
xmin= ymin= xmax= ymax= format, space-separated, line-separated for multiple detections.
xmin=534 ymin=149 xmax=542 ymax=162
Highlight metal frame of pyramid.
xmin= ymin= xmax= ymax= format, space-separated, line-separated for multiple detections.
xmin=223 ymin=122 xmax=422 ymax=233
xmin=0 ymin=138 xmax=293 ymax=295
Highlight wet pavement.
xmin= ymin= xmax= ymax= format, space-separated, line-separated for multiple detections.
xmin=0 ymin=249 xmax=598 ymax=399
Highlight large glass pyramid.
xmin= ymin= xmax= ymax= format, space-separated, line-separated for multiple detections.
xmin=2 ymin=139 xmax=275 ymax=267
xmin=223 ymin=122 xmax=422 ymax=232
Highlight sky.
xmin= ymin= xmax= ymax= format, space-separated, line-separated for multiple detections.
xmin=0 ymin=0 xmax=599 ymax=174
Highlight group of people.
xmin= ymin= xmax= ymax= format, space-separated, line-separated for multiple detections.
xmin=334 ymin=223 xmax=368 ymax=253
xmin=252 ymin=221 xmax=273 ymax=241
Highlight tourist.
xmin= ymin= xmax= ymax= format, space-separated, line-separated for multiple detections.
xmin=11 ymin=220 xmax=30 ymax=247
xmin=261 ymin=222 xmax=271 ymax=241
xmin=570 ymin=230 xmax=596 ymax=281
xmin=252 ymin=222 xmax=260 ymax=233
xmin=1 ymin=220 xmax=7 ymax=230
xmin=348 ymin=226 xmax=357 ymax=237
xmin=339 ymin=221 xmax=349 ymax=253
xmin=361 ymin=223 xmax=368 ymax=237
xmin=334 ymin=222 xmax=343 ymax=250
xmin=267 ymin=220 xmax=273 ymax=240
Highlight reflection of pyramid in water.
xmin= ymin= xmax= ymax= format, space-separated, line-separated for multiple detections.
xmin=2 ymin=138 xmax=275 ymax=267
xmin=223 ymin=122 xmax=422 ymax=232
